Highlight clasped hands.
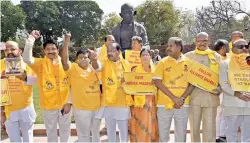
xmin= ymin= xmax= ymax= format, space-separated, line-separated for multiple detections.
xmin=172 ymin=96 xmax=184 ymax=109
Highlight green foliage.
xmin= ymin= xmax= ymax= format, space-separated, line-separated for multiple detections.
xmin=20 ymin=1 xmax=103 ymax=47
xmin=98 ymin=12 xmax=121 ymax=45
xmin=136 ymin=0 xmax=180 ymax=45
xmin=1 ymin=1 xmax=26 ymax=41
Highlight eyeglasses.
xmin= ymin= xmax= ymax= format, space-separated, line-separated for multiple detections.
xmin=235 ymin=45 xmax=248 ymax=49
xmin=197 ymin=40 xmax=208 ymax=43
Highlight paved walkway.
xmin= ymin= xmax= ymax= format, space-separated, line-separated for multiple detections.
xmin=1 ymin=133 xmax=197 ymax=142
xmin=1 ymin=119 xmax=201 ymax=142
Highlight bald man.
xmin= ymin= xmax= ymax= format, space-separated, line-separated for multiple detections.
xmin=219 ymin=39 xmax=250 ymax=142
xmin=184 ymin=32 xmax=222 ymax=142
xmin=0 ymin=41 xmax=36 ymax=142
xmin=229 ymin=31 xmax=244 ymax=55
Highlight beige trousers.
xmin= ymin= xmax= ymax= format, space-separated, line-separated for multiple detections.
xmin=42 ymin=109 xmax=72 ymax=142
xmin=189 ymin=105 xmax=217 ymax=142
xmin=73 ymin=108 xmax=101 ymax=142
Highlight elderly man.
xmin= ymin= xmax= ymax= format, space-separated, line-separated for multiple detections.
xmin=1 ymin=41 xmax=36 ymax=142
xmin=184 ymin=32 xmax=221 ymax=142
xmin=229 ymin=31 xmax=244 ymax=55
xmin=219 ymin=39 xmax=250 ymax=142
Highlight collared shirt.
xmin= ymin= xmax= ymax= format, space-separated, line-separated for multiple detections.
xmin=153 ymin=55 xmax=190 ymax=108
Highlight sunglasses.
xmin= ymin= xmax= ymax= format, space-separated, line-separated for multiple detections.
xmin=236 ymin=45 xmax=248 ymax=49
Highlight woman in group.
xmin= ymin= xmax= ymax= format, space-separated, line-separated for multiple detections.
xmin=129 ymin=48 xmax=159 ymax=142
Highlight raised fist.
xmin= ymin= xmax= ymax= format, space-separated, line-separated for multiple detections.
xmin=30 ymin=30 xmax=41 ymax=39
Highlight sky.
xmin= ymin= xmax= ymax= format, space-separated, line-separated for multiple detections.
xmin=10 ymin=0 xmax=250 ymax=15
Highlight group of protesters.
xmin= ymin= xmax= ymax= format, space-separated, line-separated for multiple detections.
xmin=1 ymin=29 xmax=250 ymax=143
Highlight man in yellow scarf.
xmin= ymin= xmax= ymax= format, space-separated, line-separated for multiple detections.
xmin=96 ymin=35 xmax=115 ymax=133
xmin=219 ymin=39 xmax=250 ymax=142
xmin=23 ymin=30 xmax=71 ymax=142
xmin=90 ymin=42 xmax=132 ymax=142
xmin=153 ymin=37 xmax=194 ymax=142
xmin=213 ymin=39 xmax=229 ymax=142
xmin=228 ymin=31 xmax=244 ymax=55
xmin=96 ymin=35 xmax=115 ymax=61
xmin=1 ymin=41 xmax=36 ymax=142
xmin=184 ymin=32 xmax=222 ymax=142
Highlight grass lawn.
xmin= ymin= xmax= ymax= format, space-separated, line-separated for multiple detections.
xmin=33 ymin=85 xmax=43 ymax=124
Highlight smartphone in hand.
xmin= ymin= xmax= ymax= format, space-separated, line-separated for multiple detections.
xmin=61 ymin=108 xmax=64 ymax=116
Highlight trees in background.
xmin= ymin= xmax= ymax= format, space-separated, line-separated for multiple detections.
xmin=1 ymin=1 xmax=26 ymax=41
xmin=1 ymin=0 xmax=250 ymax=58
xmin=136 ymin=0 xmax=180 ymax=45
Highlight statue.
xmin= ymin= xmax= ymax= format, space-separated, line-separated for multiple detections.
xmin=112 ymin=3 xmax=149 ymax=51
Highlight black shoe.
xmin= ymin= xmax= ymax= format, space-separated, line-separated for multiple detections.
xmin=216 ymin=137 xmax=227 ymax=142
xmin=220 ymin=137 xmax=227 ymax=142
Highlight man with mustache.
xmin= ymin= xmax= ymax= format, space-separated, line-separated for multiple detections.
xmin=219 ymin=39 xmax=250 ymax=142
xmin=90 ymin=42 xmax=133 ymax=142
xmin=23 ymin=30 xmax=71 ymax=142
xmin=153 ymin=37 xmax=194 ymax=142
xmin=61 ymin=33 xmax=102 ymax=142
xmin=1 ymin=41 xmax=36 ymax=142
xmin=184 ymin=32 xmax=222 ymax=142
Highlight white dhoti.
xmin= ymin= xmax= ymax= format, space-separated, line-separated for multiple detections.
xmin=216 ymin=106 xmax=226 ymax=138
xmin=97 ymin=106 xmax=130 ymax=142
xmin=73 ymin=108 xmax=101 ymax=142
xmin=157 ymin=107 xmax=189 ymax=142
xmin=225 ymin=115 xmax=250 ymax=142
xmin=216 ymin=93 xmax=226 ymax=139
xmin=42 ymin=108 xmax=72 ymax=142
xmin=5 ymin=104 xmax=36 ymax=142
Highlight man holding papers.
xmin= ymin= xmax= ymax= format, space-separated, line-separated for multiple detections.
xmin=1 ymin=41 xmax=36 ymax=142
xmin=184 ymin=32 xmax=221 ymax=142
xmin=219 ymin=39 xmax=250 ymax=142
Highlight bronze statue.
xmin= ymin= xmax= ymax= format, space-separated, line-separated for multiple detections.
xmin=112 ymin=3 xmax=149 ymax=51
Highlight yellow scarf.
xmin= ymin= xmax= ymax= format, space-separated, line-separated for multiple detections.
xmin=195 ymin=47 xmax=219 ymax=74
xmin=229 ymin=42 xmax=233 ymax=55
xmin=104 ymin=58 xmax=133 ymax=106
xmin=133 ymin=63 xmax=155 ymax=107
xmin=229 ymin=53 xmax=250 ymax=70
xmin=228 ymin=53 xmax=250 ymax=86
xmin=40 ymin=56 xmax=70 ymax=109
xmin=99 ymin=44 xmax=108 ymax=60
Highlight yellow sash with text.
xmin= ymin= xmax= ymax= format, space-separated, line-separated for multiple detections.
xmin=228 ymin=53 xmax=250 ymax=92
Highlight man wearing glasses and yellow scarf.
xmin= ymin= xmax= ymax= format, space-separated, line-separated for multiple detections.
xmin=219 ymin=39 xmax=250 ymax=142
xmin=185 ymin=32 xmax=222 ymax=142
